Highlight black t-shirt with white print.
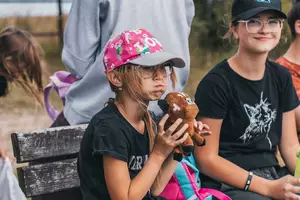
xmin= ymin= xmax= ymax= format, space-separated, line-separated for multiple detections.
xmin=195 ymin=59 xmax=299 ymax=171
xmin=78 ymin=102 xmax=166 ymax=200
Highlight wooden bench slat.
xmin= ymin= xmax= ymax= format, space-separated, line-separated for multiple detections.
xmin=11 ymin=124 xmax=88 ymax=163
xmin=18 ymin=158 xmax=79 ymax=197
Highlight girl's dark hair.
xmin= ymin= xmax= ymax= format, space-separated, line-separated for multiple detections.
xmin=0 ymin=26 xmax=44 ymax=103
xmin=288 ymin=2 xmax=300 ymax=40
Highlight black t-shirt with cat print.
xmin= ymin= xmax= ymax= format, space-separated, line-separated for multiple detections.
xmin=195 ymin=59 xmax=299 ymax=170
xmin=78 ymin=102 xmax=166 ymax=200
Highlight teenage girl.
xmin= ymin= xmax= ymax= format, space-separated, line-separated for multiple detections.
xmin=194 ymin=0 xmax=300 ymax=199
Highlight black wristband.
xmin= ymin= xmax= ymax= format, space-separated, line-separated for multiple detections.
xmin=244 ymin=171 xmax=253 ymax=191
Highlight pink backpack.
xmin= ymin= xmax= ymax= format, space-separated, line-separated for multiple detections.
xmin=44 ymin=71 xmax=78 ymax=121
xmin=160 ymin=155 xmax=231 ymax=200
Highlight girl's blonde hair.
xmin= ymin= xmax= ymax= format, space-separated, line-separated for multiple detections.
xmin=109 ymin=64 xmax=177 ymax=151
xmin=0 ymin=26 xmax=44 ymax=104
xmin=223 ymin=21 xmax=239 ymax=42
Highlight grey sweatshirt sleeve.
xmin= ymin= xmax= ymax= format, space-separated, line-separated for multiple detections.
xmin=186 ymin=0 xmax=195 ymax=27
xmin=62 ymin=0 xmax=107 ymax=78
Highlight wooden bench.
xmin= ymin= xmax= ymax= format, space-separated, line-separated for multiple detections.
xmin=11 ymin=124 xmax=88 ymax=198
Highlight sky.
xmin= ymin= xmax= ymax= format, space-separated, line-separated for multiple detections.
xmin=0 ymin=0 xmax=72 ymax=2
xmin=0 ymin=1 xmax=72 ymax=17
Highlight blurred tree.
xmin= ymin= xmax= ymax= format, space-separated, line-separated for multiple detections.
xmin=193 ymin=0 xmax=231 ymax=50
xmin=193 ymin=0 xmax=292 ymax=53
xmin=293 ymin=0 xmax=300 ymax=4
xmin=57 ymin=0 xmax=63 ymax=47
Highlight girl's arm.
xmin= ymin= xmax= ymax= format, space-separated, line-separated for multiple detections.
xmin=279 ymin=109 xmax=300 ymax=173
xmin=150 ymin=153 xmax=177 ymax=196
xmin=104 ymin=152 xmax=167 ymax=200
xmin=150 ymin=121 xmax=212 ymax=196
xmin=194 ymin=117 xmax=271 ymax=196
xmin=194 ymin=117 xmax=300 ymax=199
xmin=104 ymin=116 xmax=189 ymax=200
xmin=295 ymin=106 xmax=300 ymax=132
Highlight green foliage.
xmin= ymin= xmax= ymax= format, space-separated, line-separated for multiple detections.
xmin=192 ymin=0 xmax=293 ymax=59
xmin=193 ymin=0 xmax=231 ymax=50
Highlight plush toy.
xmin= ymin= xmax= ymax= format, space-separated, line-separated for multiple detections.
xmin=158 ymin=92 xmax=206 ymax=161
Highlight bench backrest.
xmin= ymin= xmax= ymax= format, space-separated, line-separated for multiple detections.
xmin=11 ymin=124 xmax=88 ymax=198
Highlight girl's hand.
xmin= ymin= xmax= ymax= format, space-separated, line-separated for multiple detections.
xmin=152 ymin=114 xmax=189 ymax=160
xmin=194 ymin=120 xmax=212 ymax=137
xmin=268 ymin=175 xmax=300 ymax=200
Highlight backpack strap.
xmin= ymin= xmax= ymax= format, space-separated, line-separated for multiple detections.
xmin=181 ymin=154 xmax=200 ymax=187
xmin=182 ymin=154 xmax=197 ymax=169
xmin=174 ymin=162 xmax=198 ymax=200
xmin=199 ymin=188 xmax=231 ymax=200
xmin=44 ymin=71 xmax=78 ymax=121
xmin=180 ymin=155 xmax=232 ymax=200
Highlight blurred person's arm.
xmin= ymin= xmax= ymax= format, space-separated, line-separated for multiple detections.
xmin=62 ymin=0 xmax=108 ymax=78
xmin=295 ymin=106 xmax=300 ymax=132
xmin=279 ymin=109 xmax=299 ymax=174
xmin=0 ymin=137 xmax=7 ymax=161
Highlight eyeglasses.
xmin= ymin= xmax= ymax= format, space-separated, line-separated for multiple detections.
xmin=238 ymin=18 xmax=284 ymax=33
xmin=138 ymin=62 xmax=174 ymax=79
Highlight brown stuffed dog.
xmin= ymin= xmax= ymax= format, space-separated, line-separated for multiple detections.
xmin=158 ymin=92 xmax=206 ymax=161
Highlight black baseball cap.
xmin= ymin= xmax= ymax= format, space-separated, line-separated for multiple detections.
xmin=232 ymin=0 xmax=287 ymax=22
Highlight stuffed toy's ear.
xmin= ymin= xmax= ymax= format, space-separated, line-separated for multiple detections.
xmin=158 ymin=99 xmax=169 ymax=114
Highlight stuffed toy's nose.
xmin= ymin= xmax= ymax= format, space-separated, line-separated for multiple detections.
xmin=182 ymin=145 xmax=194 ymax=153
xmin=158 ymin=99 xmax=169 ymax=113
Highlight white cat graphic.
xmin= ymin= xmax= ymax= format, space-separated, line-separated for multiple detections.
xmin=239 ymin=92 xmax=276 ymax=149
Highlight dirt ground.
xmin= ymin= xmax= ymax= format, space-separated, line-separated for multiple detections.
xmin=0 ymin=109 xmax=52 ymax=161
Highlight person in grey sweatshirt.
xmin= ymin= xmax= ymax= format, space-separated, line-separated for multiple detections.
xmin=56 ymin=0 xmax=195 ymax=126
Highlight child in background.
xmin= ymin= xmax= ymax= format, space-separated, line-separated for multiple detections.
xmin=0 ymin=27 xmax=80 ymax=200
xmin=194 ymin=0 xmax=300 ymax=199
xmin=0 ymin=26 xmax=44 ymax=161
xmin=77 ymin=28 xmax=210 ymax=200
xmin=0 ymin=27 xmax=44 ymax=103
xmin=276 ymin=2 xmax=300 ymax=133
xmin=0 ymin=27 xmax=45 ymax=200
